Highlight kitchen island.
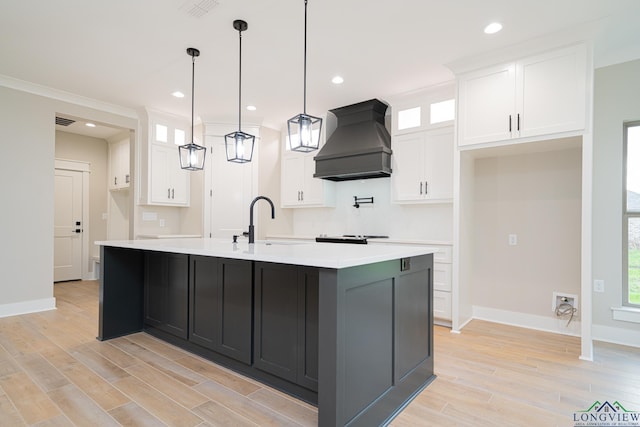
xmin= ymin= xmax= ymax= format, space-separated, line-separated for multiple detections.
xmin=97 ymin=238 xmax=436 ymax=427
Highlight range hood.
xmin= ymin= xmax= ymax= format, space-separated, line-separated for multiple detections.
xmin=314 ymin=99 xmax=392 ymax=181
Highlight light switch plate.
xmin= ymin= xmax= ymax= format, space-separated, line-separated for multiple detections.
xmin=594 ymin=279 xmax=605 ymax=293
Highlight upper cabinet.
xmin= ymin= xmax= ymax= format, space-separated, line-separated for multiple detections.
xmin=389 ymin=84 xmax=455 ymax=204
xmin=108 ymin=134 xmax=130 ymax=191
xmin=139 ymin=110 xmax=191 ymax=207
xmin=457 ymin=43 xmax=588 ymax=147
xmin=391 ymin=126 xmax=454 ymax=203
xmin=280 ymin=118 xmax=335 ymax=208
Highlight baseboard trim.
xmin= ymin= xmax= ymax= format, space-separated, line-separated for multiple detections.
xmin=0 ymin=298 xmax=56 ymax=318
xmin=472 ymin=305 xmax=582 ymax=337
xmin=592 ymin=324 xmax=640 ymax=349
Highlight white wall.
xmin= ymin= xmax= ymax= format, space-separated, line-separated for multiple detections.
xmin=592 ymin=59 xmax=640 ymax=338
xmin=471 ymin=148 xmax=582 ymax=332
xmin=55 ymin=131 xmax=108 ymax=258
xmin=290 ymin=179 xmax=453 ymax=241
xmin=0 ymin=84 xmax=137 ymax=315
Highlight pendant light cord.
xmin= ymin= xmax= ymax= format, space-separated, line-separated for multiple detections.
xmin=238 ymin=27 xmax=243 ymax=132
xmin=191 ymin=53 xmax=195 ymax=143
xmin=303 ymin=0 xmax=308 ymax=115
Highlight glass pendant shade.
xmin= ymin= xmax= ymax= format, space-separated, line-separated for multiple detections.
xmin=225 ymin=130 xmax=255 ymax=163
xmin=225 ymin=19 xmax=255 ymax=163
xmin=179 ymin=142 xmax=206 ymax=170
xmin=288 ymin=0 xmax=321 ymax=153
xmin=180 ymin=47 xmax=206 ymax=171
xmin=288 ymin=113 xmax=322 ymax=152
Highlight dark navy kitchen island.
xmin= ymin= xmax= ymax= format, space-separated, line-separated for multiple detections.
xmin=97 ymin=238 xmax=436 ymax=426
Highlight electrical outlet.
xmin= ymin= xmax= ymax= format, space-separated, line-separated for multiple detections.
xmin=508 ymin=234 xmax=518 ymax=245
xmin=552 ymin=292 xmax=578 ymax=311
xmin=594 ymin=279 xmax=605 ymax=293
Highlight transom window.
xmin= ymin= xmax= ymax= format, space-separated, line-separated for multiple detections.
xmin=624 ymin=121 xmax=640 ymax=307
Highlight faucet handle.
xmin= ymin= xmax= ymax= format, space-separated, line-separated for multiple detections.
xmin=242 ymin=231 xmax=249 ymax=237
xmin=232 ymin=235 xmax=238 ymax=243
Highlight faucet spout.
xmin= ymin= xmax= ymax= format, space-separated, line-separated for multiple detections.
xmin=248 ymin=196 xmax=275 ymax=244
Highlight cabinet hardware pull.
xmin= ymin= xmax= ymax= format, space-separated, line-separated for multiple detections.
xmin=114 ymin=177 xmax=117 ymax=186
xmin=168 ymin=188 xmax=171 ymax=199
xmin=425 ymin=181 xmax=428 ymax=195
xmin=301 ymin=191 xmax=304 ymax=201
xmin=420 ymin=182 xmax=423 ymax=195
xmin=125 ymin=174 xmax=130 ymax=184
xmin=517 ymin=113 xmax=520 ymax=131
xmin=172 ymin=188 xmax=175 ymax=199
xmin=509 ymin=115 xmax=512 ymax=132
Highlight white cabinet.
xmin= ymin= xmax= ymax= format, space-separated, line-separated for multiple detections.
xmin=391 ymin=126 xmax=453 ymax=203
xmin=108 ymin=138 xmax=130 ymax=191
xmin=431 ymin=244 xmax=453 ymax=325
xmin=280 ymin=126 xmax=335 ymax=208
xmin=150 ymin=144 xmax=189 ymax=206
xmin=140 ymin=111 xmax=191 ymax=207
xmin=458 ymin=44 xmax=587 ymax=147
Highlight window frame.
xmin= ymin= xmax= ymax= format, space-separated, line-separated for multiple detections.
xmin=623 ymin=120 xmax=640 ymax=308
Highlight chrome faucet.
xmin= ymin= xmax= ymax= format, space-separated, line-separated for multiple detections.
xmin=248 ymin=196 xmax=275 ymax=244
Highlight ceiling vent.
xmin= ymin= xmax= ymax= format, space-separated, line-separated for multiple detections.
xmin=55 ymin=116 xmax=75 ymax=126
xmin=180 ymin=0 xmax=219 ymax=18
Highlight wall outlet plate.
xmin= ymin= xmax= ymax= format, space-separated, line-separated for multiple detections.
xmin=552 ymin=291 xmax=578 ymax=311
xmin=594 ymin=279 xmax=605 ymax=293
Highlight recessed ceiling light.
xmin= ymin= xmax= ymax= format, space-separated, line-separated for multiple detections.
xmin=85 ymin=123 xmax=96 ymax=128
xmin=484 ymin=22 xmax=503 ymax=34
xmin=172 ymin=91 xmax=185 ymax=98
xmin=246 ymin=105 xmax=257 ymax=111
xmin=331 ymin=76 xmax=344 ymax=85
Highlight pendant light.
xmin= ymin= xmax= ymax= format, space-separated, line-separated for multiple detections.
xmin=225 ymin=20 xmax=255 ymax=163
xmin=179 ymin=47 xmax=206 ymax=171
xmin=287 ymin=0 xmax=322 ymax=152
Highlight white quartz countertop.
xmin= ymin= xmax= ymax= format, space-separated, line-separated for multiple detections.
xmin=96 ymin=238 xmax=437 ymax=269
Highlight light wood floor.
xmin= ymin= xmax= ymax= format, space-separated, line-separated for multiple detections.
xmin=0 ymin=281 xmax=638 ymax=426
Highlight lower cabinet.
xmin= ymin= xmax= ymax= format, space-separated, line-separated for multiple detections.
xmin=144 ymin=252 xmax=189 ymax=339
xmin=189 ymin=256 xmax=252 ymax=364
xmin=254 ymin=262 xmax=319 ymax=392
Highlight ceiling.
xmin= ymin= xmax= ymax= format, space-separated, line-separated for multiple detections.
xmin=3 ymin=0 xmax=640 ymax=139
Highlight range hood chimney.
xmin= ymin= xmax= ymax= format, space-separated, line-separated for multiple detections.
xmin=314 ymin=99 xmax=391 ymax=181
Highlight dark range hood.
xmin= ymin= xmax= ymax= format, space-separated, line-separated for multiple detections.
xmin=314 ymin=99 xmax=392 ymax=181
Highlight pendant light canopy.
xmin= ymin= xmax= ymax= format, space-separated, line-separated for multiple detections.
xmin=287 ymin=0 xmax=322 ymax=152
xmin=225 ymin=20 xmax=255 ymax=163
xmin=179 ymin=47 xmax=206 ymax=171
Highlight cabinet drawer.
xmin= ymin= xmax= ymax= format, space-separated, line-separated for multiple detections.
xmin=434 ymin=262 xmax=452 ymax=292
xmin=434 ymin=290 xmax=452 ymax=321
xmin=430 ymin=245 xmax=452 ymax=263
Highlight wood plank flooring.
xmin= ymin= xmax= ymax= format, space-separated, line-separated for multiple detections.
xmin=0 ymin=280 xmax=637 ymax=426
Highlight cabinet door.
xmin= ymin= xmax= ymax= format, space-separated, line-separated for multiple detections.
xmin=150 ymin=145 xmax=171 ymax=203
xmin=297 ymin=267 xmax=318 ymax=391
xmin=281 ymin=156 xmax=305 ymax=207
xmin=215 ymin=259 xmax=252 ymax=364
xmin=254 ymin=262 xmax=299 ymax=383
xmin=144 ymin=252 xmax=188 ymax=339
xmin=108 ymin=142 xmax=118 ymax=190
xmin=517 ymin=45 xmax=587 ymax=138
xmin=169 ymin=159 xmax=190 ymax=205
xmin=424 ymin=128 xmax=454 ymax=201
xmin=150 ymin=144 xmax=190 ymax=206
xmin=458 ymin=63 xmax=516 ymax=146
xmin=144 ymin=252 xmax=167 ymax=329
xmin=301 ymin=155 xmax=324 ymax=205
xmin=190 ymin=256 xmax=252 ymax=364
xmin=391 ymin=133 xmax=426 ymax=202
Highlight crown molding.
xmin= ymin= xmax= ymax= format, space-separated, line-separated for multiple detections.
xmin=0 ymin=74 xmax=138 ymax=119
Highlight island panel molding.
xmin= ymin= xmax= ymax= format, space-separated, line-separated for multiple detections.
xmin=97 ymin=239 xmax=436 ymax=426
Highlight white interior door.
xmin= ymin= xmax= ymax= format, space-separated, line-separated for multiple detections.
xmin=54 ymin=169 xmax=83 ymax=281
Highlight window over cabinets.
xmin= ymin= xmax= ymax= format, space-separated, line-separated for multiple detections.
xmin=624 ymin=121 xmax=640 ymax=307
